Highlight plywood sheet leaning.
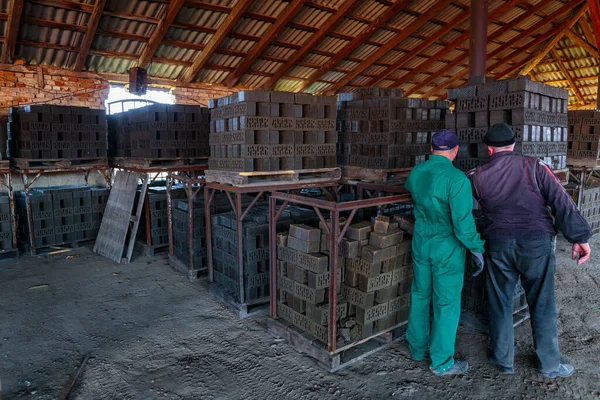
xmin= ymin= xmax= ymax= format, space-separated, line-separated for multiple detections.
xmin=94 ymin=171 xmax=148 ymax=263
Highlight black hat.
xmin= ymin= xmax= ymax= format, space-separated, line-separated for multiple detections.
xmin=484 ymin=123 xmax=516 ymax=147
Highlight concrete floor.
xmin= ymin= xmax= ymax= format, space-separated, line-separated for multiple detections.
xmin=0 ymin=236 xmax=599 ymax=400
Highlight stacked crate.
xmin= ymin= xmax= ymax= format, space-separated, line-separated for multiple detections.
xmin=7 ymin=105 xmax=108 ymax=159
xmin=108 ymin=105 xmax=210 ymax=159
xmin=0 ymin=195 xmax=13 ymax=251
xmin=336 ymin=87 xmax=448 ymax=169
xmin=578 ymin=186 xmax=600 ymax=232
xmin=567 ymin=110 xmax=600 ymax=166
xmin=447 ymin=76 xmax=569 ymax=171
xmin=276 ymin=216 xmax=413 ymax=344
xmin=208 ymin=91 xmax=337 ymax=172
xmin=16 ymin=186 xmax=109 ymax=249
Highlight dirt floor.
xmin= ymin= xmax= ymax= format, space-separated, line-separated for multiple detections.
xmin=0 ymin=236 xmax=599 ymax=400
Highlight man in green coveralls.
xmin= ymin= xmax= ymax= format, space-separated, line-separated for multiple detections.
xmin=404 ymin=129 xmax=485 ymax=376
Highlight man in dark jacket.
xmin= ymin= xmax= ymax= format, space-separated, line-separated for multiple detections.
xmin=468 ymin=123 xmax=592 ymax=379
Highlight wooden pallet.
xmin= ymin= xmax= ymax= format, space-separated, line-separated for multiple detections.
xmin=567 ymin=158 xmax=600 ymax=168
xmin=0 ymin=248 xmax=18 ymax=261
xmin=266 ymin=317 xmax=407 ymax=372
xmin=110 ymin=157 xmax=209 ymax=169
xmin=208 ymin=282 xmax=269 ymax=318
xmin=460 ymin=305 xmax=530 ymax=334
xmin=168 ymin=254 xmax=207 ymax=280
xmin=340 ymin=165 xmax=411 ymax=184
xmin=0 ymin=160 xmax=10 ymax=171
xmin=205 ymin=167 xmax=341 ymax=187
xmin=134 ymin=239 xmax=169 ymax=257
xmin=11 ymin=158 xmax=108 ymax=170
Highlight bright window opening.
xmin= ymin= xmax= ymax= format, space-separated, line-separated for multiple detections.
xmin=105 ymin=86 xmax=174 ymax=115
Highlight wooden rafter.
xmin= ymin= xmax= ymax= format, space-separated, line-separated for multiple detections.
xmin=398 ymin=0 xmax=541 ymax=94
xmin=180 ymin=0 xmax=253 ymax=83
xmin=551 ymin=47 xmax=585 ymax=104
xmin=578 ymin=15 xmax=597 ymax=46
xmin=413 ymin=1 xmax=587 ymax=98
xmin=565 ymin=30 xmax=599 ymax=57
xmin=30 ymin=0 xmax=93 ymax=12
xmin=1 ymin=0 xmax=24 ymax=64
xmin=324 ymin=0 xmax=454 ymax=95
xmin=295 ymin=0 xmax=412 ymax=92
xmin=588 ymin=0 xmax=600 ymax=48
xmin=74 ymin=0 xmax=107 ymax=71
xmin=138 ymin=0 xmax=186 ymax=69
xmin=261 ymin=0 xmax=361 ymax=90
xmin=223 ymin=0 xmax=307 ymax=87
xmin=21 ymin=17 xmax=87 ymax=32
xmin=103 ymin=10 xmax=161 ymax=24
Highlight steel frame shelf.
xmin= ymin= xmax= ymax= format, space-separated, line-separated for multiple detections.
xmin=0 ymin=161 xmax=17 ymax=258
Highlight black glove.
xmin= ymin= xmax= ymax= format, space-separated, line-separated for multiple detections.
xmin=471 ymin=252 xmax=485 ymax=277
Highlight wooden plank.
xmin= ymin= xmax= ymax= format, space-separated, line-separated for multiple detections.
xmin=205 ymin=167 xmax=341 ymax=186
xmin=29 ymin=0 xmax=94 ymax=13
xmin=1 ymin=0 xmax=24 ymax=63
xmin=262 ymin=0 xmax=360 ymax=90
xmin=138 ymin=0 xmax=186 ymax=69
xmin=588 ymin=0 xmax=600 ymax=48
xmin=94 ymin=171 xmax=142 ymax=263
xmin=77 ymin=0 xmax=106 ymax=71
xmin=565 ymin=30 xmax=599 ymax=56
xmin=125 ymin=175 xmax=148 ymax=263
xmin=551 ymin=48 xmax=586 ymax=104
xmin=578 ymin=14 xmax=597 ymax=46
xmin=103 ymin=10 xmax=161 ymax=24
xmin=223 ymin=0 xmax=307 ymax=87
xmin=21 ymin=16 xmax=87 ymax=32
xmin=181 ymin=0 xmax=253 ymax=83
xmin=296 ymin=0 xmax=411 ymax=92
xmin=323 ymin=0 xmax=454 ymax=95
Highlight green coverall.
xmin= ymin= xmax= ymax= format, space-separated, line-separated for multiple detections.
xmin=404 ymin=155 xmax=485 ymax=373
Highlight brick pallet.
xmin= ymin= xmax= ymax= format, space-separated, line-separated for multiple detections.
xmin=578 ymin=186 xmax=600 ymax=233
xmin=207 ymin=90 xmax=337 ymax=179
xmin=7 ymin=105 xmax=108 ymax=161
xmin=447 ymin=76 xmax=569 ymax=171
xmin=107 ymin=104 xmax=210 ymax=160
xmin=567 ymin=110 xmax=600 ymax=167
xmin=0 ymin=195 xmax=14 ymax=255
xmin=337 ymin=87 xmax=448 ymax=174
xmin=16 ymin=186 xmax=109 ymax=250
xmin=170 ymin=198 xmax=208 ymax=278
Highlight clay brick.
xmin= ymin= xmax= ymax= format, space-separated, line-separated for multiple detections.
xmin=289 ymin=224 xmax=320 ymax=241
xmin=296 ymin=251 xmax=328 ymax=273
xmin=358 ymin=271 xmax=393 ymax=292
xmin=355 ymin=303 xmax=389 ymax=324
xmin=346 ymin=221 xmax=373 ymax=241
xmin=287 ymin=236 xmax=320 ymax=253
xmin=369 ymin=229 xmax=403 ymax=248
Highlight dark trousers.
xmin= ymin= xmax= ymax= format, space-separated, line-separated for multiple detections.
xmin=485 ymin=236 xmax=561 ymax=373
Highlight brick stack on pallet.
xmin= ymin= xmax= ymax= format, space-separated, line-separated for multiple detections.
xmin=447 ymin=76 xmax=569 ymax=171
xmin=578 ymin=186 xmax=600 ymax=232
xmin=7 ymin=105 xmax=107 ymax=162
xmin=16 ymin=186 xmax=109 ymax=249
xmin=107 ymin=105 xmax=210 ymax=160
xmin=172 ymin=198 xmax=207 ymax=272
xmin=567 ymin=110 xmax=600 ymax=167
xmin=207 ymin=91 xmax=337 ymax=173
xmin=336 ymin=87 xmax=448 ymax=169
xmin=276 ymin=216 xmax=413 ymax=344
xmin=0 ymin=195 xmax=13 ymax=252
xmin=138 ymin=187 xmax=185 ymax=251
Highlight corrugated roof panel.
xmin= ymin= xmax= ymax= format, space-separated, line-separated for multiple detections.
xmin=277 ymin=28 xmax=313 ymax=47
xmin=17 ymin=45 xmax=76 ymax=69
xmin=488 ymin=23 xmax=503 ymax=37
xmin=306 ymin=81 xmax=331 ymax=94
xmin=378 ymin=50 xmax=405 ymax=65
xmin=209 ymin=53 xmax=243 ymax=69
xmin=303 ymin=53 xmax=329 ymax=65
xmin=92 ymin=36 xmax=144 ymax=55
xmin=86 ymin=54 xmax=134 ymax=74
xmin=434 ymin=3 xmax=466 ymax=23
xmin=292 ymin=6 xmax=331 ymax=28
xmin=321 ymin=70 xmax=344 ymax=83
xmin=370 ymin=28 xmax=398 ymax=45
xmin=352 ymin=0 xmax=388 ymax=20
xmin=232 ymin=18 xmax=271 ymax=37
xmin=310 ymin=0 xmax=345 ymax=9
xmin=397 ymin=36 xmax=423 ymax=52
xmin=263 ymin=45 xmax=296 ymax=60
xmin=247 ymin=0 xmax=288 ymax=17
xmin=315 ymin=36 xmax=348 ymax=53
xmin=164 ymin=27 xmax=213 ymax=46
xmin=239 ymin=74 xmax=269 ymax=88
xmin=419 ymin=43 xmax=445 ymax=57
xmin=196 ymin=68 xmax=229 ymax=85
xmin=387 ymin=12 xmax=418 ymax=31
xmin=98 ymin=17 xmax=154 ymax=38
xmin=155 ymin=44 xmax=196 ymax=62
xmin=571 ymin=66 xmax=600 ymax=79
xmin=515 ymin=14 xmax=545 ymax=31
xmin=178 ymin=8 xmax=226 ymax=29
xmin=403 ymin=56 xmax=427 ymax=70
xmin=334 ymin=18 xmax=369 ymax=37
xmin=149 ymin=63 xmax=184 ymax=81
xmin=350 ymin=43 xmax=379 ymax=60
xmin=337 ymin=59 xmax=358 ymax=70
xmin=349 ymin=75 xmax=371 ymax=86
xmin=414 ymin=21 xmax=444 ymax=37
xmin=220 ymin=37 xmax=256 ymax=53
xmin=253 ymin=59 xmax=279 ymax=74
xmin=106 ymin=0 xmax=167 ymax=19
xmin=363 ymin=64 xmax=387 ymax=76
xmin=273 ymin=78 xmax=303 ymax=92
xmin=491 ymin=28 xmax=521 ymax=44
xmin=496 ymin=5 xmax=528 ymax=24
xmin=287 ymin=65 xmax=315 ymax=79
xmin=440 ymin=29 xmax=465 ymax=44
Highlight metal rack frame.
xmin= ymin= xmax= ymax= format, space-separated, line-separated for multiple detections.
xmin=0 ymin=161 xmax=17 ymax=255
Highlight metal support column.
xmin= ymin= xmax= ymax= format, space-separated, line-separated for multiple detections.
xmin=469 ymin=0 xmax=488 ymax=82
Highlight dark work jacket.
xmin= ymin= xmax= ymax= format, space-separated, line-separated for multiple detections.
xmin=467 ymin=151 xmax=592 ymax=243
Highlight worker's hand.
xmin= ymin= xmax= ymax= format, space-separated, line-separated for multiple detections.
xmin=471 ymin=252 xmax=485 ymax=277
xmin=572 ymin=243 xmax=591 ymax=265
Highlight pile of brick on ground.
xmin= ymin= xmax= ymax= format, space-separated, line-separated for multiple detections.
xmin=0 ymin=195 xmax=13 ymax=252
xmin=107 ymin=105 xmax=210 ymax=159
xmin=276 ymin=216 xmax=412 ymax=345
xmin=208 ymin=90 xmax=337 ymax=172
xmin=447 ymin=76 xmax=569 ymax=171
xmin=16 ymin=186 xmax=108 ymax=249
xmin=8 ymin=105 xmax=107 ymax=160
xmin=567 ymin=110 xmax=600 ymax=167
xmin=337 ymin=87 xmax=448 ymax=169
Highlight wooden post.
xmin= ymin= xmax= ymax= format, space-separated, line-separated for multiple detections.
xmin=469 ymin=0 xmax=488 ymax=82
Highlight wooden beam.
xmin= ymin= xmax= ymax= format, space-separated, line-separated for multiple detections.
xmin=74 ymin=0 xmax=107 ymax=71
xmin=1 ymin=0 xmax=24 ymax=63
xmin=412 ymin=1 xmax=587 ymax=98
xmin=551 ymin=47 xmax=586 ymax=104
xmin=579 ymin=15 xmax=597 ymax=46
xmin=323 ymin=0 xmax=454 ymax=95
xmin=138 ymin=0 xmax=186 ymax=69
xmin=588 ymin=0 xmax=600 ymax=48
xmin=293 ymin=0 xmax=412 ymax=92
xmin=565 ymin=30 xmax=599 ymax=56
xmin=96 ymin=29 xmax=150 ymax=42
xmin=261 ymin=0 xmax=360 ymax=90
xmin=400 ymin=0 xmax=553 ymax=95
xmin=21 ymin=17 xmax=87 ymax=32
xmin=223 ymin=0 xmax=308 ymax=87
xmin=103 ymin=10 xmax=161 ymax=24
xmin=29 ymin=0 xmax=94 ymax=13
xmin=520 ymin=4 xmax=588 ymax=76
xmin=180 ymin=0 xmax=253 ymax=83
xmin=17 ymin=39 xmax=139 ymax=61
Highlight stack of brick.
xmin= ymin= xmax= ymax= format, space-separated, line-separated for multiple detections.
xmin=208 ymin=90 xmax=337 ymax=172
xmin=567 ymin=110 xmax=600 ymax=166
xmin=16 ymin=186 xmax=109 ymax=249
xmin=7 ymin=105 xmax=108 ymax=159
xmin=447 ymin=76 xmax=569 ymax=171
xmin=578 ymin=186 xmax=600 ymax=232
xmin=107 ymin=105 xmax=210 ymax=159
xmin=0 ymin=195 xmax=13 ymax=251
xmin=138 ymin=187 xmax=185 ymax=249
xmin=336 ymin=87 xmax=448 ymax=169
xmin=172 ymin=198 xmax=207 ymax=270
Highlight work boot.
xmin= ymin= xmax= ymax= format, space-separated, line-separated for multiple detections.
xmin=488 ymin=355 xmax=514 ymax=374
xmin=541 ymin=364 xmax=575 ymax=379
xmin=430 ymin=360 xmax=468 ymax=376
